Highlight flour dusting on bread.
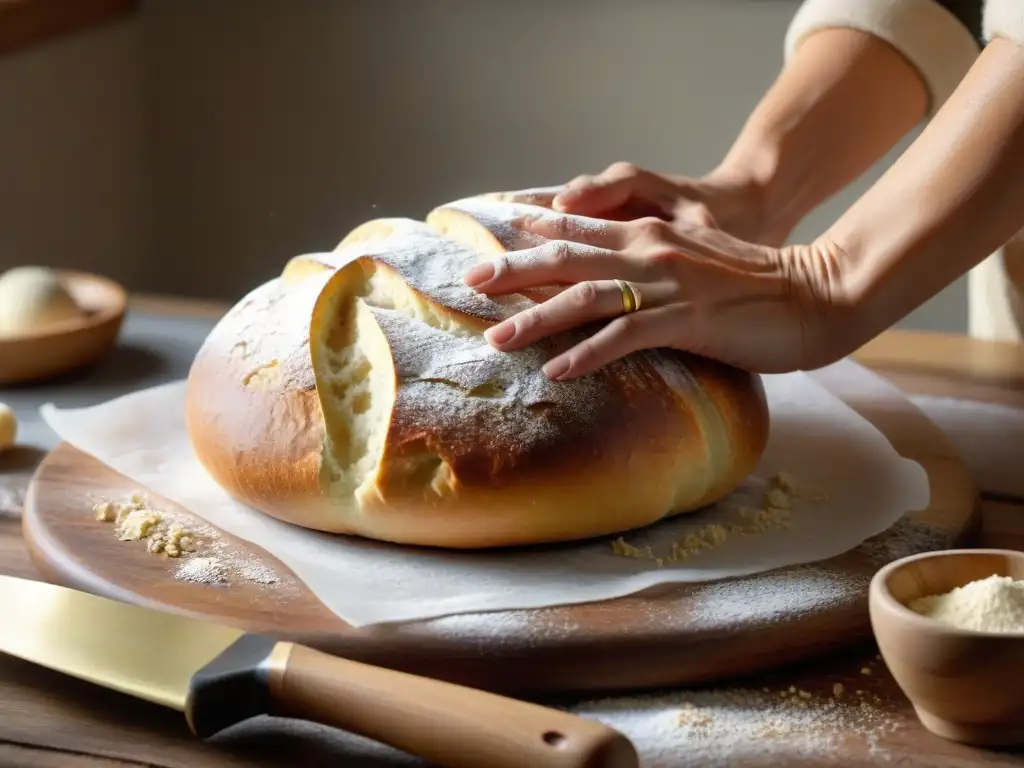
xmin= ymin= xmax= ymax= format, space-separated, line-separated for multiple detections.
xmin=185 ymin=194 xmax=770 ymax=549
xmin=369 ymin=307 xmax=609 ymax=483
xmin=430 ymin=197 xmax=612 ymax=254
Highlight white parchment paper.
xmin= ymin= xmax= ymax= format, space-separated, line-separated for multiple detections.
xmin=39 ymin=358 xmax=929 ymax=627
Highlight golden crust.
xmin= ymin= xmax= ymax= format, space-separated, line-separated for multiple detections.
xmin=185 ymin=198 xmax=770 ymax=549
xmin=185 ymin=272 xmax=335 ymax=527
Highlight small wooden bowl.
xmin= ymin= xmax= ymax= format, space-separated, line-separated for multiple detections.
xmin=0 ymin=270 xmax=127 ymax=385
xmin=869 ymin=549 xmax=1024 ymax=746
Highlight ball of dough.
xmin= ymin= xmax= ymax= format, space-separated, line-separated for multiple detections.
xmin=0 ymin=403 xmax=16 ymax=452
xmin=0 ymin=266 xmax=83 ymax=335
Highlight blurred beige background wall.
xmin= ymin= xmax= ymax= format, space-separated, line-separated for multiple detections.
xmin=0 ymin=0 xmax=966 ymax=332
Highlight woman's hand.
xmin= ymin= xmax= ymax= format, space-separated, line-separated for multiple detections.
xmin=545 ymin=162 xmax=790 ymax=246
xmin=463 ymin=215 xmax=846 ymax=379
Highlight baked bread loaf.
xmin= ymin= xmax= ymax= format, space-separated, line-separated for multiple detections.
xmin=185 ymin=195 xmax=770 ymax=549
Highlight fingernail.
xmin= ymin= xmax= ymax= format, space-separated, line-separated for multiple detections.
xmin=552 ymin=192 xmax=577 ymax=212
xmin=485 ymin=322 xmax=515 ymax=346
xmin=465 ymin=262 xmax=496 ymax=287
xmin=543 ymin=358 xmax=569 ymax=380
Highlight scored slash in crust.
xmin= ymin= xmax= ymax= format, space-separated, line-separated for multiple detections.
xmin=184 ymin=196 xmax=770 ymax=549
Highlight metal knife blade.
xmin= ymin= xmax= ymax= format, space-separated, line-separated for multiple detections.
xmin=0 ymin=573 xmax=244 ymax=711
xmin=0 ymin=575 xmax=639 ymax=768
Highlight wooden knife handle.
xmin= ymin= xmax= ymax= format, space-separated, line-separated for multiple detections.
xmin=266 ymin=642 xmax=638 ymax=768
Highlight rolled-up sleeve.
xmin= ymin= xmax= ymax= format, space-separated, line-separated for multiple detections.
xmin=784 ymin=0 xmax=981 ymax=117
xmin=985 ymin=1 xmax=1024 ymax=46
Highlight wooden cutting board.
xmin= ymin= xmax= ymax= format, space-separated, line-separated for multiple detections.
xmin=22 ymin=380 xmax=978 ymax=698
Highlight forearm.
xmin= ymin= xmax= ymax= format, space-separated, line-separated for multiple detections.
xmin=708 ymin=0 xmax=983 ymax=245
xmin=708 ymin=28 xmax=928 ymax=244
xmin=824 ymin=36 xmax=1024 ymax=351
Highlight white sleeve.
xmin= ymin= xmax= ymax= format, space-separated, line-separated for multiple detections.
xmin=984 ymin=1 xmax=1024 ymax=46
xmin=784 ymin=0 xmax=981 ymax=117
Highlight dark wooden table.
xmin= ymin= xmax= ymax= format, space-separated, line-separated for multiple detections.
xmin=1 ymin=298 xmax=1022 ymax=767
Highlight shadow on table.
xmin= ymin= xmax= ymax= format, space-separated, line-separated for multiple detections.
xmin=0 ymin=446 xmax=46 ymax=473
xmin=212 ymin=719 xmax=426 ymax=767
xmin=0 ymin=446 xmax=46 ymax=521
xmin=0 ymin=653 xmax=426 ymax=767
xmin=58 ymin=342 xmax=170 ymax=389
xmin=1 ymin=343 xmax=170 ymax=393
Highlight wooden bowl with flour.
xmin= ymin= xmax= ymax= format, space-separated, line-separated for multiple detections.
xmin=0 ymin=267 xmax=127 ymax=385
xmin=869 ymin=548 xmax=1024 ymax=746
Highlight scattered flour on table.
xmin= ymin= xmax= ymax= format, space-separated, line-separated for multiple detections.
xmin=608 ymin=468 xmax=948 ymax=572
xmin=89 ymin=491 xmax=285 ymax=589
xmin=909 ymin=574 xmax=1024 ymax=633
xmin=681 ymin=566 xmax=859 ymax=627
xmin=679 ymin=519 xmax=950 ymax=627
xmin=609 ymin=471 xmax=823 ymax=566
xmin=403 ymin=517 xmax=954 ymax=647
xmin=856 ymin=517 xmax=951 ymax=566
xmin=570 ymin=683 xmax=900 ymax=767
xmin=176 ymin=556 xmax=228 ymax=584
xmin=174 ymin=543 xmax=282 ymax=587
xmin=92 ymin=494 xmax=198 ymax=556
xmin=174 ymin=549 xmax=280 ymax=587
xmin=418 ymin=566 xmax=860 ymax=650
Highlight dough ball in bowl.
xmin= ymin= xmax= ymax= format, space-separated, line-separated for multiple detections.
xmin=0 ymin=266 xmax=84 ymax=336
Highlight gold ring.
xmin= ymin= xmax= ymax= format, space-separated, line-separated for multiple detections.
xmin=615 ymin=279 xmax=641 ymax=314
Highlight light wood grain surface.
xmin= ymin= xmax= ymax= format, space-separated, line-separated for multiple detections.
xmin=856 ymin=330 xmax=1024 ymax=409
xmin=1 ymin=298 xmax=1023 ymax=767
xmin=21 ymin=379 xmax=977 ymax=696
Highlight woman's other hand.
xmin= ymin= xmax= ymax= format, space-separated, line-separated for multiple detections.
xmin=549 ymin=162 xmax=790 ymax=246
xmin=463 ymin=214 xmax=847 ymax=379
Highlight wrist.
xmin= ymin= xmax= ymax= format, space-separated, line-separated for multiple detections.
xmin=700 ymin=141 xmax=805 ymax=248
xmin=778 ymin=237 xmax=865 ymax=368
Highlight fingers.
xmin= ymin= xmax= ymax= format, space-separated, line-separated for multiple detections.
xmin=514 ymin=210 xmax=626 ymax=250
xmin=553 ymin=163 xmax=639 ymax=214
xmin=483 ymin=279 xmax=667 ymax=352
xmin=604 ymin=199 xmax=674 ymax=222
xmin=553 ymin=162 xmax=678 ymax=218
xmin=551 ymin=173 xmax=611 ymax=214
xmin=541 ymin=304 xmax=685 ymax=380
xmin=482 ymin=185 xmax=565 ymax=208
xmin=464 ymin=241 xmax=644 ymax=294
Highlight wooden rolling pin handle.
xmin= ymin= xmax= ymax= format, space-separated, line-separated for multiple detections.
xmin=266 ymin=643 xmax=639 ymax=768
